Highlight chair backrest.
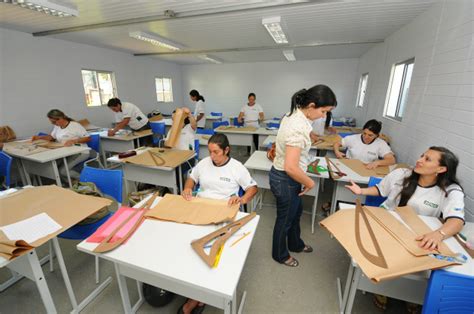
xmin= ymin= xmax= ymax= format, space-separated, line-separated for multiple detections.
xmin=422 ymin=270 xmax=474 ymax=314
xmin=332 ymin=121 xmax=345 ymax=127
xmin=210 ymin=112 xmax=223 ymax=117
xmin=80 ymin=166 xmax=123 ymax=203
xmin=87 ymin=133 xmax=101 ymax=153
xmin=196 ymin=128 xmax=215 ymax=135
xmin=233 ymin=117 xmax=244 ymax=127
xmin=213 ymin=121 xmax=229 ymax=129
xmin=267 ymin=122 xmax=280 ymax=129
xmin=0 ymin=151 xmax=12 ymax=188
xmin=150 ymin=122 xmax=166 ymax=135
xmin=364 ymin=176 xmax=386 ymax=207
xmin=194 ymin=139 xmax=200 ymax=160
xmin=38 ymin=132 xmax=49 ymax=136
xmin=338 ymin=132 xmax=354 ymax=138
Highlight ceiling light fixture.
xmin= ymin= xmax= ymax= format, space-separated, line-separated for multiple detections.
xmin=283 ymin=50 xmax=296 ymax=61
xmin=198 ymin=55 xmax=222 ymax=64
xmin=262 ymin=16 xmax=288 ymax=44
xmin=129 ymin=31 xmax=183 ymax=51
xmin=2 ymin=0 xmax=78 ymax=17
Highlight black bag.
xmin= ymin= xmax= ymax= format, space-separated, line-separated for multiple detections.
xmin=143 ymin=283 xmax=175 ymax=307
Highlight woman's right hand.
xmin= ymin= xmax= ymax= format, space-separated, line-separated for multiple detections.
xmin=299 ymin=179 xmax=315 ymax=196
xmin=345 ymin=180 xmax=362 ymax=195
xmin=31 ymin=135 xmax=40 ymax=141
xmin=181 ymin=188 xmax=193 ymax=201
xmin=335 ymin=151 xmax=346 ymax=159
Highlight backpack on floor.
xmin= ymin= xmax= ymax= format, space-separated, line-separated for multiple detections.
xmin=142 ymin=283 xmax=175 ymax=307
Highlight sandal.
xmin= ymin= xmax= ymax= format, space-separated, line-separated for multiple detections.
xmin=302 ymin=245 xmax=313 ymax=253
xmin=283 ymin=256 xmax=299 ymax=267
xmin=373 ymin=294 xmax=387 ymax=310
xmin=192 ymin=303 xmax=206 ymax=314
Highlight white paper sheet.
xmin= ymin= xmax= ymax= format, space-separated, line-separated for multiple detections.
xmin=0 ymin=213 xmax=62 ymax=243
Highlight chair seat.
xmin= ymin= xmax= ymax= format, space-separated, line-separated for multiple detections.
xmin=59 ymin=212 xmax=112 ymax=240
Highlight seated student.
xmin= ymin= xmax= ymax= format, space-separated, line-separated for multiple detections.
xmin=238 ymin=92 xmax=264 ymax=152
xmin=333 ymin=119 xmax=395 ymax=169
xmin=106 ymin=98 xmax=149 ymax=136
xmin=32 ymin=109 xmax=91 ymax=179
xmin=180 ymin=133 xmax=258 ymax=314
xmin=164 ymin=107 xmax=197 ymax=151
xmin=346 ymin=146 xmax=464 ymax=311
xmin=309 ymin=111 xmax=334 ymax=143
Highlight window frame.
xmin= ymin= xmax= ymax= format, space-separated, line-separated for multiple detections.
xmin=383 ymin=58 xmax=415 ymax=122
xmin=355 ymin=72 xmax=369 ymax=108
xmin=155 ymin=77 xmax=174 ymax=103
xmin=81 ymin=69 xmax=118 ymax=107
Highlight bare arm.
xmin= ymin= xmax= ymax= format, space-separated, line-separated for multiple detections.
xmin=416 ymin=218 xmax=464 ymax=250
xmin=64 ymin=136 xmax=91 ymax=147
xmin=259 ymin=112 xmax=265 ymax=123
xmin=345 ymin=181 xmax=380 ymax=196
xmin=284 ymin=146 xmax=315 ymax=195
xmin=195 ymin=113 xmax=204 ymax=122
xmin=32 ymin=135 xmax=54 ymax=141
xmin=181 ymin=178 xmax=196 ymax=201
xmin=183 ymin=107 xmax=197 ymax=130
xmin=333 ymin=141 xmax=346 ymax=159
xmin=228 ymin=185 xmax=258 ymax=206
xmin=237 ymin=112 xmax=245 ymax=123
xmin=366 ymin=153 xmax=396 ymax=169
xmin=109 ymin=118 xmax=131 ymax=135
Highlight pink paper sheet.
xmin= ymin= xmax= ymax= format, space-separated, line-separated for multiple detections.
xmin=87 ymin=206 xmax=145 ymax=243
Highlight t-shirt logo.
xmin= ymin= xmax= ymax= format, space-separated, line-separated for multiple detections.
xmin=220 ymin=177 xmax=231 ymax=183
xmin=423 ymin=200 xmax=439 ymax=208
xmin=367 ymin=151 xmax=377 ymax=156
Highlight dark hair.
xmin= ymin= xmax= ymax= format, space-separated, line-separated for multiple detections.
xmin=325 ymin=111 xmax=333 ymax=129
xmin=107 ymin=98 xmax=122 ymax=107
xmin=47 ymin=109 xmax=73 ymax=122
xmin=172 ymin=109 xmax=190 ymax=125
xmin=208 ymin=133 xmax=230 ymax=156
xmin=398 ymin=146 xmax=462 ymax=206
xmin=363 ymin=119 xmax=382 ymax=135
xmin=248 ymin=93 xmax=256 ymax=99
xmin=189 ymin=90 xmax=205 ymax=102
xmin=290 ymin=85 xmax=337 ymax=115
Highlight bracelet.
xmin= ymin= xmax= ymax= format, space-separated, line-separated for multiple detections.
xmin=438 ymin=229 xmax=447 ymax=240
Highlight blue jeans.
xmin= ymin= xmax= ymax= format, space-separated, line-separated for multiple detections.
xmin=269 ymin=166 xmax=306 ymax=263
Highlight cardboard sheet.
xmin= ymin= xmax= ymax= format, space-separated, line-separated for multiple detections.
xmin=33 ymin=140 xmax=65 ymax=149
xmin=320 ymin=205 xmax=457 ymax=282
xmin=312 ymin=134 xmax=342 ymax=149
xmin=2 ymin=140 xmax=50 ymax=156
xmin=217 ymin=126 xmax=258 ymax=132
xmin=164 ymin=108 xmax=185 ymax=148
xmin=123 ymin=148 xmax=195 ymax=168
xmin=0 ymin=185 xmax=112 ymax=259
xmin=340 ymin=159 xmax=409 ymax=177
xmin=145 ymin=194 xmax=239 ymax=225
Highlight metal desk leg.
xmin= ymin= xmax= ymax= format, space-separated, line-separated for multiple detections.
xmin=29 ymin=251 xmax=58 ymax=314
xmin=51 ymin=238 xmax=78 ymax=311
xmin=115 ymin=264 xmax=133 ymax=314
xmin=330 ymin=181 xmax=340 ymax=215
xmin=62 ymin=157 xmax=73 ymax=188
xmin=238 ymin=291 xmax=247 ymax=314
xmin=311 ymin=178 xmax=320 ymax=234
xmin=19 ymin=159 xmax=32 ymax=186
xmin=102 ymin=148 xmax=108 ymax=168
xmin=345 ymin=266 xmax=362 ymax=314
xmin=178 ymin=164 xmax=183 ymax=193
xmin=51 ymin=160 xmax=63 ymax=187
xmin=338 ymin=262 xmax=355 ymax=313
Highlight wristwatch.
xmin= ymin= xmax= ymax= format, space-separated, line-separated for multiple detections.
xmin=438 ymin=229 xmax=447 ymax=240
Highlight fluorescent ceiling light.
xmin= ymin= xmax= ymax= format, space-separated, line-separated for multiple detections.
xmin=198 ymin=55 xmax=222 ymax=64
xmin=262 ymin=16 xmax=288 ymax=44
xmin=129 ymin=31 xmax=183 ymax=51
xmin=2 ymin=0 xmax=78 ymax=17
xmin=283 ymin=50 xmax=296 ymax=61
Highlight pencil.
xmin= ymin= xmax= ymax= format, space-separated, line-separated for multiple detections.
xmin=230 ymin=232 xmax=251 ymax=247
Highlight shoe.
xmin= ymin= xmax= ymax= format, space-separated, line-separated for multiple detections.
xmin=282 ymin=256 xmax=299 ymax=267
xmin=192 ymin=304 xmax=206 ymax=314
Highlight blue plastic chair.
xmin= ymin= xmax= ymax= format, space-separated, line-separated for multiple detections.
xmin=196 ymin=128 xmax=215 ymax=135
xmin=233 ymin=117 xmax=244 ymax=127
xmin=150 ymin=122 xmax=166 ymax=146
xmin=213 ymin=121 xmax=230 ymax=129
xmin=38 ymin=132 xmax=49 ymax=136
xmin=267 ymin=122 xmax=280 ymax=129
xmin=364 ymin=176 xmax=387 ymax=207
xmin=194 ymin=139 xmax=200 ymax=161
xmin=0 ymin=151 xmax=12 ymax=189
xmin=210 ymin=112 xmax=223 ymax=117
xmin=338 ymin=132 xmax=354 ymax=138
xmin=332 ymin=121 xmax=345 ymax=127
xmin=422 ymin=269 xmax=474 ymax=314
xmin=87 ymin=133 xmax=100 ymax=153
xmin=273 ymin=117 xmax=282 ymax=121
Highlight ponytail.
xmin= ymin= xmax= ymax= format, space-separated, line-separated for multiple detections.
xmin=190 ymin=89 xmax=205 ymax=102
xmin=47 ymin=109 xmax=73 ymax=122
xmin=289 ymin=85 xmax=337 ymax=116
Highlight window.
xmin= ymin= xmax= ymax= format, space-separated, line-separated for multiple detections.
xmin=356 ymin=73 xmax=369 ymax=108
xmin=81 ymin=70 xmax=117 ymax=107
xmin=384 ymin=58 xmax=414 ymax=121
xmin=155 ymin=78 xmax=173 ymax=102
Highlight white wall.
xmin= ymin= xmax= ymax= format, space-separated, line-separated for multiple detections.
xmin=0 ymin=27 xmax=183 ymax=137
xmin=355 ymin=0 xmax=474 ymax=221
xmin=181 ymin=59 xmax=360 ymax=121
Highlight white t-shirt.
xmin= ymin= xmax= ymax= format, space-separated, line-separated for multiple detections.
xmin=193 ymin=100 xmax=206 ymax=128
xmin=311 ymin=117 xmax=327 ymax=136
xmin=51 ymin=121 xmax=89 ymax=146
xmin=165 ymin=124 xmax=195 ymax=151
xmin=341 ymin=134 xmax=393 ymax=163
xmin=114 ymin=102 xmax=148 ymax=130
xmin=273 ymin=109 xmax=313 ymax=172
xmin=240 ymin=103 xmax=263 ymax=128
xmin=190 ymin=157 xmax=257 ymax=200
xmin=377 ymin=168 xmax=465 ymax=221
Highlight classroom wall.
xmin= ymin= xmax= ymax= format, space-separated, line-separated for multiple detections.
xmin=0 ymin=27 xmax=183 ymax=137
xmin=355 ymin=0 xmax=474 ymax=221
xmin=181 ymin=59 xmax=360 ymax=121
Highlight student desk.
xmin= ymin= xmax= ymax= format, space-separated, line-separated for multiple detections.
xmin=77 ymin=196 xmax=260 ymax=314
xmin=244 ymin=151 xmax=329 ymax=234
xmin=97 ymin=130 xmax=153 ymax=168
xmin=260 ymin=135 xmax=338 ymax=154
xmin=215 ymin=127 xmax=277 ymax=153
xmin=336 ymin=206 xmax=473 ymax=314
xmin=107 ymin=148 xmax=195 ymax=194
xmin=3 ymin=142 xmax=90 ymax=188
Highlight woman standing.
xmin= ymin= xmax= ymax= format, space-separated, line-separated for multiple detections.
xmin=189 ymin=90 xmax=206 ymax=129
xmin=270 ymin=85 xmax=337 ymax=267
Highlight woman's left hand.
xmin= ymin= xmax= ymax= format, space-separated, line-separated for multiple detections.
xmin=365 ymin=161 xmax=379 ymax=169
xmin=228 ymin=195 xmax=241 ymax=207
xmin=64 ymin=140 xmax=76 ymax=147
xmin=416 ymin=231 xmax=444 ymax=250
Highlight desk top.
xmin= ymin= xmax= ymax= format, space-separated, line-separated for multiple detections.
xmin=3 ymin=141 xmax=90 ymax=163
xmin=97 ymin=129 xmax=153 ymax=141
xmin=215 ymin=127 xmax=277 ymax=136
xmin=107 ymin=147 xmax=194 ymax=170
xmin=77 ymin=196 xmax=260 ymax=299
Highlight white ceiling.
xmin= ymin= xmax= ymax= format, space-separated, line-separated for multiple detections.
xmin=0 ymin=0 xmax=439 ymax=64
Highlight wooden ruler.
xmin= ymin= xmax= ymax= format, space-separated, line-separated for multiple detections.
xmin=325 ymin=157 xmax=346 ymax=180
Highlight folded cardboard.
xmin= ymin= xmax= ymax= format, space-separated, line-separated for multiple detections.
xmin=2 ymin=141 xmax=50 ymax=156
xmin=164 ymin=108 xmax=185 ymax=148
xmin=320 ymin=204 xmax=457 ymax=282
xmin=123 ymin=148 xmax=194 ymax=168
xmin=145 ymin=194 xmax=239 ymax=225
xmin=217 ymin=126 xmax=258 ymax=132
xmin=339 ymin=158 xmax=409 ymax=178
xmin=313 ymin=134 xmax=342 ymax=149
xmin=0 ymin=185 xmax=112 ymax=260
